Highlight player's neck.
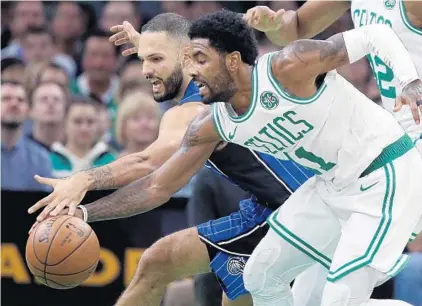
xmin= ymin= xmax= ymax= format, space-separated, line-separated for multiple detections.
xmin=173 ymin=71 xmax=193 ymax=103
xmin=230 ymin=65 xmax=253 ymax=116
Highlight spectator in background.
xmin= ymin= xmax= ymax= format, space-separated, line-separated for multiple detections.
xmin=100 ymin=1 xmax=143 ymax=69
xmin=117 ymin=79 xmax=152 ymax=105
xmin=189 ymin=1 xmax=223 ymax=19
xmin=1 ymin=81 xmax=52 ymax=191
xmin=119 ymin=58 xmax=147 ymax=86
xmin=51 ymin=2 xmax=86 ymax=60
xmin=28 ymin=82 xmax=69 ymax=151
xmin=100 ymin=1 xmax=142 ymax=33
xmin=51 ymin=97 xmax=116 ymax=178
xmin=115 ymin=91 xmax=160 ymax=157
xmin=69 ymin=30 xmax=119 ymax=124
xmin=1 ymin=1 xmax=45 ymax=60
xmin=35 ymin=62 xmax=70 ymax=88
xmin=161 ymin=1 xmax=190 ymax=19
xmin=96 ymin=102 xmax=114 ymax=146
xmin=1 ymin=58 xmax=26 ymax=83
xmin=116 ymin=58 xmax=151 ymax=102
xmin=21 ymin=26 xmax=76 ymax=82
xmin=187 ymin=167 xmax=250 ymax=306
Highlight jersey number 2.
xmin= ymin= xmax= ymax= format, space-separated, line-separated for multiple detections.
xmin=367 ymin=55 xmax=396 ymax=99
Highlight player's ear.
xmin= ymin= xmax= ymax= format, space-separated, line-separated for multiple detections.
xmin=226 ymin=51 xmax=241 ymax=72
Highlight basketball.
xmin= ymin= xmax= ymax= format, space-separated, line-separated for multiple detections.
xmin=25 ymin=215 xmax=100 ymax=289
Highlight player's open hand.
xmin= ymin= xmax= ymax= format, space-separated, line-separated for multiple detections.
xmin=394 ymin=79 xmax=422 ymax=125
xmin=243 ymin=6 xmax=285 ymax=32
xmin=28 ymin=207 xmax=85 ymax=235
xmin=27 ymin=174 xmax=89 ymax=231
xmin=109 ymin=21 xmax=140 ymax=56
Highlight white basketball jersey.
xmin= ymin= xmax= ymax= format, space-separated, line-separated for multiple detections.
xmin=351 ymin=0 xmax=422 ymax=141
xmin=212 ymin=52 xmax=405 ymax=188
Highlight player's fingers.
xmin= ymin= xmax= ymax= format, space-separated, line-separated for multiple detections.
xmin=109 ymin=32 xmax=127 ymax=43
xmin=37 ymin=200 xmax=60 ymax=222
xmin=28 ymin=221 xmax=39 ymax=235
xmin=28 ymin=193 xmax=54 ymax=214
xmin=418 ymin=100 xmax=422 ymax=121
xmin=34 ymin=175 xmax=57 ymax=187
xmin=50 ymin=199 xmax=71 ymax=217
xmin=114 ymin=38 xmax=131 ymax=46
xmin=410 ymin=100 xmax=421 ymax=125
xmin=393 ymin=96 xmax=404 ymax=112
xmin=274 ymin=9 xmax=285 ymax=22
xmin=67 ymin=202 xmax=78 ymax=216
xmin=122 ymin=47 xmax=138 ymax=56
xmin=110 ymin=24 xmax=124 ymax=33
xmin=123 ymin=21 xmax=137 ymax=36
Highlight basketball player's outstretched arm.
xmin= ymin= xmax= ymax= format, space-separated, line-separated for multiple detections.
xmin=273 ymin=24 xmax=422 ymax=122
xmin=243 ymin=1 xmax=350 ymax=46
xmin=82 ymin=107 xmax=221 ymax=222
xmin=28 ymin=103 xmax=206 ymax=224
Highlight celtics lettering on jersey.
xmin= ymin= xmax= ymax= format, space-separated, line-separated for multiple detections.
xmin=352 ymin=3 xmax=396 ymax=99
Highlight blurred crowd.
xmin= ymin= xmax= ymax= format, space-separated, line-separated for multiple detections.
xmin=3 ymin=1 xmax=419 ymax=306
xmin=1 ymin=1 xmax=380 ymax=193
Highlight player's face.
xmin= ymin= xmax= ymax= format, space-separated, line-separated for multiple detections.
xmin=138 ymin=32 xmax=184 ymax=102
xmin=187 ymin=39 xmax=236 ymax=104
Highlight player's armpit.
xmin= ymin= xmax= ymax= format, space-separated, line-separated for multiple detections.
xmin=83 ymin=107 xmax=221 ymax=222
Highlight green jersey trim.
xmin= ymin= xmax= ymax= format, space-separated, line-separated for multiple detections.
xmin=267 ymin=53 xmax=328 ymax=104
xmin=212 ymin=103 xmax=230 ymax=142
xmin=399 ymin=1 xmax=422 ymax=36
xmin=227 ymin=65 xmax=258 ymax=123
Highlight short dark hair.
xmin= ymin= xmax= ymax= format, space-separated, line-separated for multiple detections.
xmin=83 ymin=28 xmax=118 ymax=56
xmin=142 ymin=13 xmax=191 ymax=39
xmin=189 ymin=10 xmax=258 ymax=65
xmin=66 ymin=95 xmax=102 ymax=116
xmin=1 ymin=58 xmax=25 ymax=73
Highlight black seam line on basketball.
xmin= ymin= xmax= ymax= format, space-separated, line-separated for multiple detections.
xmin=45 ymin=228 xmax=93 ymax=267
xmin=38 ymin=216 xmax=74 ymax=286
xmin=28 ymin=258 xmax=98 ymax=276
xmin=41 ymin=277 xmax=77 ymax=288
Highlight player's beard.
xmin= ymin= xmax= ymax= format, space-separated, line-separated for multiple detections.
xmin=153 ymin=63 xmax=184 ymax=103
xmin=203 ymin=65 xmax=237 ymax=104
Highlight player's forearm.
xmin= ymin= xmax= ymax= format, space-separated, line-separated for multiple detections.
xmin=84 ymin=174 xmax=171 ymax=222
xmin=74 ymin=152 xmax=156 ymax=191
xmin=343 ymin=24 xmax=419 ymax=87
xmin=266 ymin=2 xmax=349 ymax=47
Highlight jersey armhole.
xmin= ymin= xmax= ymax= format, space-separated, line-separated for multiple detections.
xmin=212 ymin=103 xmax=230 ymax=142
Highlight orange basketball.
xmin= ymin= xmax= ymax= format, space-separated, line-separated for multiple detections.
xmin=26 ymin=215 xmax=100 ymax=289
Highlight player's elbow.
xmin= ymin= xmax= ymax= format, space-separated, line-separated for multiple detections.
xmin=146 ymin=184 xmax=172 ymax=207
